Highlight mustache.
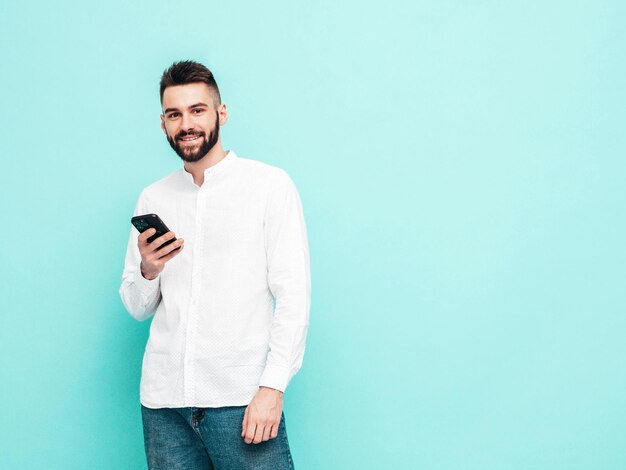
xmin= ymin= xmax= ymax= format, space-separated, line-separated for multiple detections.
xmin=176 ymin=130 xmax=205 ymax=140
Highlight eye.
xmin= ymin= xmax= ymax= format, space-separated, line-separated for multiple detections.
xmin=167 ymin=113 xmax=179 ymax=119
xmin=192 ymin=108 xmax=205 ymax=114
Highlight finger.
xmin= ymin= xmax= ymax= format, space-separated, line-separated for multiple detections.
xmin=149 ymin=231 xmax=176 ymax=251
xmin=157 ymin=243 xmax=184 ymax=262
xmin=244 ymin=423 xmax=257 ymax=444
xmin=253 ymin=424 xmax=265 ymax=444
xmin=269 ymin=423 xmax=279 ymax=439
xmin=138 ymin=228 xmax=157 ymax=244
xmin=242 ymin=407 xmax=249 ymax=437
xmin=262 ymin=425 xmax=271 ymax=442
xmin=156 ymin=238 xmax=184 ymax=258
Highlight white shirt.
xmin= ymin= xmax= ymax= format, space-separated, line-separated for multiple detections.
xmin=119 ymin=151 xmax=310 ymax=408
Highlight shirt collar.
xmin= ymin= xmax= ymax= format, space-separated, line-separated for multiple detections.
xmin=181 ymin=150 xmax=238 ymax=185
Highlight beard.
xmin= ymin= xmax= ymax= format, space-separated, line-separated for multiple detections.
xmin=166 ymin=114 xmax=220 ymax=163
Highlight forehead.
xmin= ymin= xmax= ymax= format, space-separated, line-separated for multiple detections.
xmin=161 ymin=82 xmax=214 ymax=110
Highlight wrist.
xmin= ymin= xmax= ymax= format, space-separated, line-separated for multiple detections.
xmin=140 ymin=262 xmax=159 ymax=280
xmin=259 ymin=386 xmax=283 ymax=397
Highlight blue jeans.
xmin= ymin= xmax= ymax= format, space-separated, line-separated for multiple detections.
xmin=141 ymin=405 xmax=295 ymax=470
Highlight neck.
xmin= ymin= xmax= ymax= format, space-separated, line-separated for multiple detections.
xmin=184 ymin=140 xmax=227 ymax=186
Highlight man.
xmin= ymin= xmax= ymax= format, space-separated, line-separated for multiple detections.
xmin=119 ymin=60 xmax=310 ymax=470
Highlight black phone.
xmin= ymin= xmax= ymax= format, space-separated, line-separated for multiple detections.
xmin=131 ymin=213 xmax=178 ymax=251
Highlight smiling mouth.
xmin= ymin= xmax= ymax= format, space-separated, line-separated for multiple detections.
xmin=178 ymin=134 xmax=202 ymax=142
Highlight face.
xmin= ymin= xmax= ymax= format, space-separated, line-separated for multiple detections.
xmin=160 ymin=82 xmax=226 ymax=163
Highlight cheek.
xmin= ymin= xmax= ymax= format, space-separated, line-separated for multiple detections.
xmin=163 ymin=124 xmax=176 ymax=137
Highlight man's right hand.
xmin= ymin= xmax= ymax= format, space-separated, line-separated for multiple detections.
xmin=138 ymin=228 xmax=184 ymax=280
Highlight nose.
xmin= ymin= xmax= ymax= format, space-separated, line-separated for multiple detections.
xmin=180 ymin=112 xmax=194 ymax=131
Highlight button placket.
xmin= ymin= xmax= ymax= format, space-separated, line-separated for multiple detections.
xmin=183 ymin=182 xmax=208 ymax=404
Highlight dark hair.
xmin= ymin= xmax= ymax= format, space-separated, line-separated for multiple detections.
xmin=159 ymin=60 xmax=221 ymax=105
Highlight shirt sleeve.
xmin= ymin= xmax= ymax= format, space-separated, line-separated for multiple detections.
xmin=259 ymin=170 xmax=311 ymax=392
xmin=119 ymin=192 xmax=162 ymax=321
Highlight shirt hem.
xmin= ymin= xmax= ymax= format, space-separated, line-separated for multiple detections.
xmin=140 ymin=397 xmax=254 ymax=409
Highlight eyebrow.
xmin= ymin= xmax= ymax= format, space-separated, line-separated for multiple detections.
xmin=163 ymin=102 xmax=210 ymax=114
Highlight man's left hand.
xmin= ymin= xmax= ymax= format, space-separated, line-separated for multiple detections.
xmin=241 ymin=386 xmax=284 ymax=444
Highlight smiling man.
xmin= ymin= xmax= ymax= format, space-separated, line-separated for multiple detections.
xmin=119 ymin=60 xmax=310 ymax=470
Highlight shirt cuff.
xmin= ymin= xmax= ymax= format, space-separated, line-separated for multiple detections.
xmin=259 ymin=364 xmax=291 ymax=393
xmin=133 ymin=269 xmax=160 ymax=297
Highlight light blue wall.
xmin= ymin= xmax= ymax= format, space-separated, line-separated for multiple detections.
xmin=1 ymin=1 xmax=625 ymax=468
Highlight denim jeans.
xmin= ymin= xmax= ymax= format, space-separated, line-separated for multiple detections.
xmin=141 ymin=405 xmax=295 ymax=470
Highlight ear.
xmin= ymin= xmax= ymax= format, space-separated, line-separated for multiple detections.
xmin=160 ymin=114 xmax=167 ymax=135
xmin=217 ymin=103 xmax=228 ymax=126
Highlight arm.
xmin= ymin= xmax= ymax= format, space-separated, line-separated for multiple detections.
xmin=119 ymin=225 xmax=162 ymax=322
xmin=242 ymin=170 xmax=311 ymax=444
xmin=119 ymin=193 xmax=184 ymax=321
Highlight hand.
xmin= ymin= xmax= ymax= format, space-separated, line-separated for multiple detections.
xmin=138 ymin=228 xmax=184 ymax=280
xmin=241 ymin=387 xmax=283 ymax=444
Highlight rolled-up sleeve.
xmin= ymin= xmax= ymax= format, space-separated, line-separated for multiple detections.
xmin=259 ymin=170 xmax=311 ymax=392
xmin=119 ymin=192 xmax=162 ymax=321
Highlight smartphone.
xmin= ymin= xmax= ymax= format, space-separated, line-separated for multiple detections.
xmin=131 ymin=213 xmax=179 ymax=252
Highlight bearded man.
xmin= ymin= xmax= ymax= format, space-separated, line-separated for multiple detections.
xmin=120 ymin=60 xmax=310 ymax=470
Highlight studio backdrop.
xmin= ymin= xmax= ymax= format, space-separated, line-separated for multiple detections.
xmin=1 ymin=1 xmax=625 ymax=469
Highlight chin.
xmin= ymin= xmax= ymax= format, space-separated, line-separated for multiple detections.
xmin=182 ymin=150 xmax=207 ymax=163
